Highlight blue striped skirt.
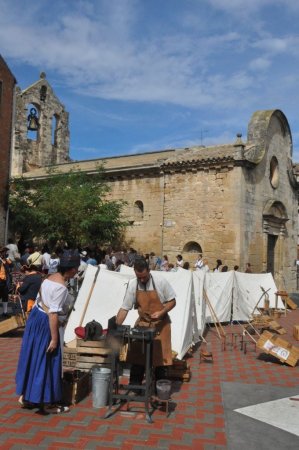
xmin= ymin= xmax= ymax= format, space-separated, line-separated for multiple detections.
xmin=15 ymin=306 xmax=62 ymax=404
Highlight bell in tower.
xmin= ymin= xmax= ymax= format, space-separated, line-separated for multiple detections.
xmin=27 ymin=107 xmax=39 ymax=131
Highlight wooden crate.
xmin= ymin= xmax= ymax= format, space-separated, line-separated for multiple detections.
xmin=251 ymin=315 xmax=286 ymax=334
xmin=0 ymin=314 xmax=25 ymax=335
xmin=257 ymin=330 xmax=299 ymax=367
xmin=251 ymin=315 xmax=272 ymax=328
xmin=62 ymin=370 xmax=91 ymax=405
xmin=293 ymin=325 xmax=299 ymax=341
xmin=159 ymin=359 xmax=191 ymax=382
xmin=63 ymin=338 xmax=112 ymax=371
xmin=268 ymin=320 xmax=286 ymax=335
xmin=63 ymin=346 xmax=77 ymax=368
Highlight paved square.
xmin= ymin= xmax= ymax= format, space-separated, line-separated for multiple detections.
xmin=1 ymin=308 xmax=299 ymax=449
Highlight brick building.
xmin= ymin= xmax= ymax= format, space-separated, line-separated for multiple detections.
xmin=0 ymin=56 xmax=16 ymax=244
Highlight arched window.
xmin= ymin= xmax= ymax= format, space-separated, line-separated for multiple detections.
xmin=134 ymin=200 xmax=144 ymax=220
xmin=183 ymin=241 xmax=202 ymax=253
xmin=52 ymin=114 xmax=59 ymax=146
xmin=269 ymin=156 xmax=279 ymax=189
xmin=27 ymin=103 xmax=40 ymax=141
xmin=40 ymin=85 xmax=47 ymax=102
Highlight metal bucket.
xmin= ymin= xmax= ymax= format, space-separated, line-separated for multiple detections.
xmin=92 ymin=366 xmax=111 ymax=408
xmin=156 ymin=379 xmax=172 ymax=400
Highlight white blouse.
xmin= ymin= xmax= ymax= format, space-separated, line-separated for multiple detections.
xmin=36 ymin=279 xmax=69 ymax=314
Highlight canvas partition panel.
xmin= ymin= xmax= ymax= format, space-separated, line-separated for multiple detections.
xmin=64 ymin=264 xmax=98 ymax=343
xmin=64 ymin=265 xmax=136 ymax=344
xmin=233 ymin=272 xmax=283 ymax=321
xmin=192 ymin=270 xmax=206 ymax=336
xmin=119 ymin=265 xmax=135 ymax=275
xmin=204 ymin=271 xmax=234 ymax=323
xmin=162 ymin=269 xmax=200 ymax=359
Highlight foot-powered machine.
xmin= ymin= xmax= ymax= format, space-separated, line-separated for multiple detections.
xmin=104 ymin=325 xmax=156 ymax=423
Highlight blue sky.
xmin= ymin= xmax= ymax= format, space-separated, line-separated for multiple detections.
xmin=2 ymin=0 xmax=299 ymax=161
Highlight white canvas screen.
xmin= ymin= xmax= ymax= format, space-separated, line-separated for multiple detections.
xmin=204 ymin=271 xmax=234 ymax=323
xmin=233 ymin=272 xmax=284 ymax=320
xmin=192 ymin=270 xmax=206 ymax=335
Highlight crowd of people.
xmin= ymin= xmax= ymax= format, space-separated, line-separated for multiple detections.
xmin=1 ymin=241 xmax=254 ymax=313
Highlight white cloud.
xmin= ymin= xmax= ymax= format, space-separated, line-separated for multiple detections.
xmin=249 ymin=57 xmax=272 ymax=71
xmin=206 ymin=0 xmax=279 ymax=16
xmin=2 ymin=0 xmax=299 ymax=158
xmin=253 ymin=37 xmax=290 ymax=53
xmin=0 ymin=1 xmax=260 ymax=109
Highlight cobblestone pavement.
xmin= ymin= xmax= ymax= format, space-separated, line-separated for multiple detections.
xmin=1 ymin=309 xmax=299 ymax=449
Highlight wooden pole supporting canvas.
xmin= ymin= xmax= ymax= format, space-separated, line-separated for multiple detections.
xmin=203 ymin=289 xmax=226 ymax=339
xmin=79 ymin=267 xmax=101 ymax=327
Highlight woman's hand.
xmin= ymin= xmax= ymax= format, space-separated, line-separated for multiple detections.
xmin=46 ymin=339 xmax=58 ymax=353
xmin=47 ymin=312 xmax=59 ymax=353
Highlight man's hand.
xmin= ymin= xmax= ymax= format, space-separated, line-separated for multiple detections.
xmin=150 ymin=310 xmax=164 ymax=320
xmin=151 ymin=299 xmax=176 ymax=320
xmin=116 ymin=308 xmax=128 ymax=325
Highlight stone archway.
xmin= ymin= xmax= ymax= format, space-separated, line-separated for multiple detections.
xmin=183 ymin=241 xmax=202 ymax=253
xmin=263 ymin=200 xmax=288 ymax=280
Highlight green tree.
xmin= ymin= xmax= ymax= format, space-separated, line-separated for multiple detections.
xmin=9 ymin=166 xmax=128 ymax=246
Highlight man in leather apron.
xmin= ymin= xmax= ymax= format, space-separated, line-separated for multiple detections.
xmin=116 ymin=257 xmax=176 ymax=387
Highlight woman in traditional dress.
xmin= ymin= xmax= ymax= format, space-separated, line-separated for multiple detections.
xmin=15 ymin=252 xmax=80 ymax=413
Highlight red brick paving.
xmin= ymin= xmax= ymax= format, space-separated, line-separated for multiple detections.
xmin=0 ymin=309 xmax=299 ymax=449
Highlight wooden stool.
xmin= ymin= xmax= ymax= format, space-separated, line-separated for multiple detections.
xmin=151 ymin=396 xmax=172 ymax=417
xmin=224 ymin=332 xmax=240 ymax=350
xmin=240 ymin=335 xmax=257 ymax=354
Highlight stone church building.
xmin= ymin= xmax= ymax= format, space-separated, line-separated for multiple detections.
xmin=10 ymin=75 xmax=299 ymax=292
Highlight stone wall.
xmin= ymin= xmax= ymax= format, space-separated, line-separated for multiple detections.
xmin=107 ymin=174 xmax=164 ymax=253
xmin=161 ymin=167 xmax=242 ymax=269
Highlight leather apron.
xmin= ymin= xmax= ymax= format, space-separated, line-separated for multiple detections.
xmin=125 ymin=277 xmax=173 ymax=367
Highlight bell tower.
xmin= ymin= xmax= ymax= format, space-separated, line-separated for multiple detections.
xmin=12 ymin=72 xmax=70 ymax=176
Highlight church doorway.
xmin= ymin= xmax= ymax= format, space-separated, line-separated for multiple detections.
xmin=267 ymin=234 xmax=278 ymax=275
xmin=263 ymin=200 xmax=288 ymax=278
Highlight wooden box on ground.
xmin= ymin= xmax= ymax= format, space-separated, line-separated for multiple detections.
xmin=0 ymin=314 xmax=25 ymax=335
xmin=63 ymin=338 xmax=112 ymax=371
xmin=257 ymin=330 xmax=299 ymax=367
xmin=268 ymin=320 xmax=286 ymax=335
xmin=251 ymin=315 xmax=286 ymax=334
xmin=293 ymin=325 xmax=299 ymax=341
xmin=62 ymin=370 xmax=91 ymax=405
xmin=251 ymin=315 xmax=271 ymax=328
xmin=159 ymin=359 xmax=191 ymax=382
